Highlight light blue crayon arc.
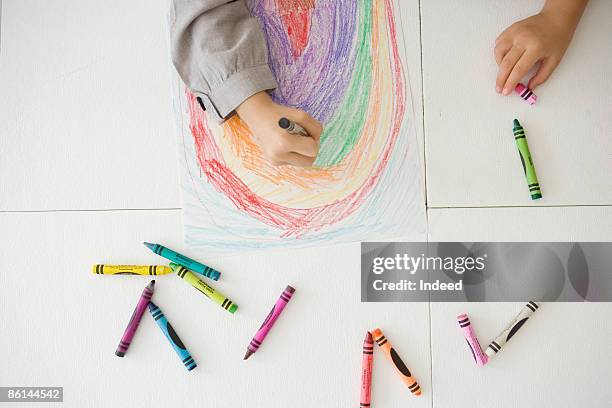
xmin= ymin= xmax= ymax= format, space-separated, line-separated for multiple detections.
xmin=148 ymin=302 xmax=197 ymax=371
xmin=143 ymin=242 xmax=221 ymax=281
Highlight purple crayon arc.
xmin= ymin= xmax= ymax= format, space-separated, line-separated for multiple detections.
xmin=244 ymin=285 xmax=295 ymax=360
xmin=115 ymin=280 xmax=155 ymax=357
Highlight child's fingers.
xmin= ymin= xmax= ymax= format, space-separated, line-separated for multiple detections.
xmin=528 ymin=56 xmax=560 ymax=90
xmin=502 ymin=51 xmax=540 ymax=95
xmin=496 ymin=47 xmax=524 ymax=93
xmin=281 ymin=152 xmax=316 ymax=167
xmin=287 ymin=134 xmax=318 ymax=158
xmin=494 ymin=40 xmax=511 ymax=65
xmin=287 ymin=109 xmax=323 ymax=142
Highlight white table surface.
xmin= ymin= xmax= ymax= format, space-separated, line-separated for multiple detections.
xmin=1 ymin=0 xmax=611 ymax=407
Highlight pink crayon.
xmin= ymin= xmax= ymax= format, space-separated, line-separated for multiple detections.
xmin=515 ymin=83 xmax=537 ymax=105
xmin=116 ymin=280 xmax=155 ymax=357
xmin=244 ymin=285 xmax=295 ymax=360
xmin=457 ymin=313 xmax=488 ymax=366
xmin=360 ymin=332 xmax=373 ymax=408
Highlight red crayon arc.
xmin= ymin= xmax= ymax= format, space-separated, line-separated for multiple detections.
xmin=275 ymin=0 xmax=316 ymax=58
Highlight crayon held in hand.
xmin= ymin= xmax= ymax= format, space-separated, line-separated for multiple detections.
xmin=486 ymin=301 xmax=539 ymax=358
xmin=360 ymin=332 xmax=374 ymax=407
xmin=457 ymin=313 xmax=488 ymax=366
xmin=371 ymin=328 xmax=421 ymax=396
xmin=513 ymin=119 xmax=542 ymax=200
xmin=171 ymin=263 xmax=237 ymax=314
xmin=115 ymin=280 xmax=155 ymax=357
xmin=149 ymin=302 xmax=197 ymax=371
xmin=515 ymin=83 xmax=537 ymax=105
xmin=278 ymin=117 xmax=308 ymax=136
xmin=143 ymin=242 xmax=220 ymax=281
xmin=244 ymin=285 xmax=295 ymax=360
xmin=92 ymin=265 xmax=172 ymax=276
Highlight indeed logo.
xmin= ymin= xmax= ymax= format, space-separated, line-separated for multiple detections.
xmin=371 ymin=253 xmax=487 ymax=275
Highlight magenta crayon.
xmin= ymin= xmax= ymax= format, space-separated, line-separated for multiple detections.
xmin=360 ymin=332 xmax=374 ymax=407
xmin=115 ymin=280 xmax=155 ymax=357
xmin=244 ymin=285 xmax=295 ymax=360
xmin=515 ymin=83 xmax=537 ymax=105
xmin=457 ymin=313 xmax=488 ymax=366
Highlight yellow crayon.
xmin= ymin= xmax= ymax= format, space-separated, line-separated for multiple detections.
xmin=92 ymin=265 xmax=173 ymax=276
xmin=170 ymin=263 xmax=238 ymax=314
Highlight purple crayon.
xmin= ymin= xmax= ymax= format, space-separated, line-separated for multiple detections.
xmin=115 ymin=280 xmax=155 ymax=357
xmin=244 ymin=285 xmax=295 ymax=360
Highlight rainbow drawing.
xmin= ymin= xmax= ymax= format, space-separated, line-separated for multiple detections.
xmin=173 ymin=0 xmax=425 ymax=251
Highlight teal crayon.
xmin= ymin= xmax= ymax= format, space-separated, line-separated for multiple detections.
xmin=143 ymin=242 xmax=220 ymax=281
xmin=513 ymin=119 xmax=542 ymax=200
xmin=148 ymin=302 xmax=197 ymax=371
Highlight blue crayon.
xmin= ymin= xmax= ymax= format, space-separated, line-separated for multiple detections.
xmin=143 ymin=242 xmax=220 ymax=281
xmin=148 ymin=302 xmax=197 ymax=371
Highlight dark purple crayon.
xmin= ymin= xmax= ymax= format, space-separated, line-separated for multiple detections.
xmin=115 ymin=280 xmax=155 ymax=357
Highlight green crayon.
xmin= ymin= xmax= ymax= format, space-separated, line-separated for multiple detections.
xmin=513 ymin=119 xmax=542 ymax=200
xmin=170 ymin=263 xmax=238 ymax=314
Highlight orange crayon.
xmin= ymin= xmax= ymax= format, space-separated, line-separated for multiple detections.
xmin=371 ymin=328 xmax=421 ymax=396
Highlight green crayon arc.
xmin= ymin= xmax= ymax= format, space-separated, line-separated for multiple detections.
xmin=512 ymin=119 xmax=542 ymax=200
xmin=315 ymin=0 xmax=373 ymax=166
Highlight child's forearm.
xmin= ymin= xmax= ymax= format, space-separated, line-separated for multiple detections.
xmin=541 ymin=0 xmax=588 ymax=28
xmin=170 ymin=0 xmax=277 ymax=124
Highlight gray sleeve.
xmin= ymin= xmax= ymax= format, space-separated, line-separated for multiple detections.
xmin=169 ymin=0 xmax=277 ymax=123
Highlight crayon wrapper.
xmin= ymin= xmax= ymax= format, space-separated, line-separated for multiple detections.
xmin=252 ymin=296 xmax=290 ymax=344
xmin=458 ymin=317 xmax=488 ymax=366
xmin=360 ymin=352 xmax=373 ymax=404
xmin=93 ymin=265 xmax=172 ymax=275
xmin=486 ymin=302 xmax=538 ymax=358
xmin=372 ymin=330 xmax=421 ymax=395
xmin=182 ymin=269 xmax=231 ymax=308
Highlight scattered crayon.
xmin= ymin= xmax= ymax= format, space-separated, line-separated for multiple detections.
xmin=371 ymin=328 xmax=421 ymax=396
xmin=278 ymin=117 xmax=309 ymax=136
xmin=513 ymin=119 xmax=542 ymax=200
xmin=360 ymin=332 xmax=374 ymax=407
xmin=115 ymin=280 xmax=155 ymax=357
xmin=143 ymin=242 xmax=220 ymax=281
xmin=515 ymin=83 xmax=537 ymax=105
xmin=485 ymin=301 xmax=539 ymax=358
xmin=92 ymin=264 xmax=172 ymax=276
xmin=457 ymin=313 xmax=488 ymax=366
xmin=244 ymin=285 xmax=295 ymax=360
xmin=170 ymin=263 xmax=237 ymax=314
xmin=148 ymin=302 xmax=197 ymax=371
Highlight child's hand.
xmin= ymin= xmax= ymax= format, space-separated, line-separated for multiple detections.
xmin=494 ymin=0 xmax=587 ymax=94
xmin=236 ymin=92 xmax=323 ymax=167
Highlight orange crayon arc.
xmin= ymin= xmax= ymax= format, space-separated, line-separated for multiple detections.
xmin=371 ymin=328 xmax=421 ymax=396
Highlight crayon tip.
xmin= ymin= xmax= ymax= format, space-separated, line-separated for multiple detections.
xmin=143 ymin=242 xmax=155 ymax=250
xmin=148 ymin=301 xmax=157 ymax=311
xmin=243 ymin=349 xmax=253 ymax=360
xmin=513 ymin=118 xmax=521 ymax=128
xmin=146 ymin=280 xmax=155 ymax=290
xmin=115 ymin=351 xmax=125 ymax=358
xmin=278 ymin=117 xmax=290 ymax=130
xmin=365 ymin=331 xmax=373 ymax=343
xmin=168 ymin=262 xmax=179 ymax=272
